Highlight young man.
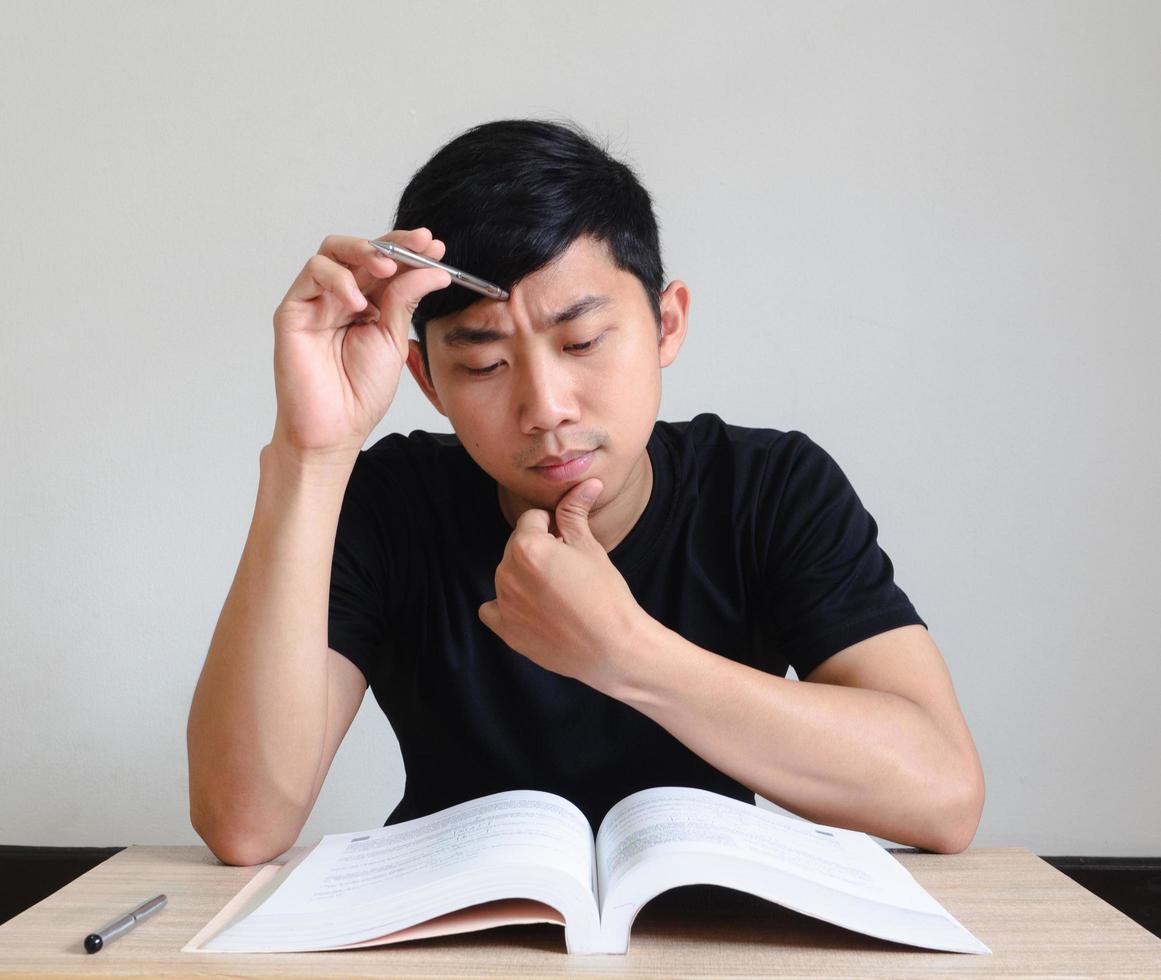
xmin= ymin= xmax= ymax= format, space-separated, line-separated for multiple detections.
xmin=187 ymin=120 xmax=984 ymax=867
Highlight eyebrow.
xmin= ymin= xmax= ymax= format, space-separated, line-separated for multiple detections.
xmin=439 ymin=294 xmax=612 ymax=348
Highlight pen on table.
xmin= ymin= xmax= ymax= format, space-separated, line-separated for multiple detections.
xmin=369 ymin=239 xmax=509 ymax=300
xmin=83 ymin=894 xmax=167 ymax=953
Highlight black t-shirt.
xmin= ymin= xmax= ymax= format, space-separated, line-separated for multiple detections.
xmin=328 ymin=413 xmax=925 ymax=830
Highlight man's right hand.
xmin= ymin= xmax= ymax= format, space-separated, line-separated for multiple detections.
xmin=270 ymin=228 xmax=453 ymax=464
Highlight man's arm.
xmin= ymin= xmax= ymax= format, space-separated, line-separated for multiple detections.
xmin=188 ymin=229 xmax=452 ymax=866
xmin=609 ymin=622 xmax=985 ymax=853
xmin=480 ymin=480 xmax=984 ymax=854
xmin=186 ymin=444 xmax=367 ymax=866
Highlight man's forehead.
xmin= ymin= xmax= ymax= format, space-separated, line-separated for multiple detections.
xmin=496 ymin=237 xmax=625 ymax=310
xmin=434 ymin=236 xmax=628 ymax=335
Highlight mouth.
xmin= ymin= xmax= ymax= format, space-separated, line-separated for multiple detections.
xmin=529 ymin=449 xmax=597 ymax=482
xmin=531 ymin=449 xmax=593 ymax=468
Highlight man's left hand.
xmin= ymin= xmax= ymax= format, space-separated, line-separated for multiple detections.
xmin=479 ymin=478 xmax=645 ymax=693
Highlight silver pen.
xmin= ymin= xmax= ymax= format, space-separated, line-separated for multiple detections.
xmin=369 ymin=239 xmax=509 ymax=300
xmin=83 ymin=894 xmax=167 ymax=953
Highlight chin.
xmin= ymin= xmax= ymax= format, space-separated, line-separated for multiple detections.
xmin=511 ymin=476 xmax=597 ymax=513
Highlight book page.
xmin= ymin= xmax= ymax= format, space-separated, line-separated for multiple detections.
xmin=263 ymin=790 xmax=595 ymax=911
xmin=594 ymin=787 xmax=988 ymax=955
xmin=596 ymin=787 xmax=944 ymax=913
xmin=197 ymin=790 xmax=597 ymax=952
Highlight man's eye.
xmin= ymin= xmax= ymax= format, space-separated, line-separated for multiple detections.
xmin=566 ymin=333 xmax=605 ymax=353
xmin=466 ymin=362 xmax=501 ymax=376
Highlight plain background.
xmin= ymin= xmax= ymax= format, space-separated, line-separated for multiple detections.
xmin=2 ymin=1 xmax=1158 ymax=856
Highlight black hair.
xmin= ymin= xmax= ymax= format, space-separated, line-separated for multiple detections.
xmin=392 ymin=119 xmax=664 ymax=378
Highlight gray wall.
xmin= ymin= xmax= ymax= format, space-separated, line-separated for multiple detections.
xmin=2 ymin=1 xmax=1158 ymax=855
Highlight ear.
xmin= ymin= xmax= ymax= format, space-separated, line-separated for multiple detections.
xmin=406 ymin=340 xmax=448 ymax=417
xmin=657 ymin=280 xmax=690 ymax=369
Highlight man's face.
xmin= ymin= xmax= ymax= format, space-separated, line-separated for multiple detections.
xmin=408 ymin=236 xmax=687 ymax=519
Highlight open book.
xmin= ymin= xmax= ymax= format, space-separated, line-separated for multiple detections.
xmin=183 ymin=786 xmax=989 ymax=956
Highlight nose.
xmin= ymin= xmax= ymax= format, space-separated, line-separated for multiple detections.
xmin=516 ymin=351 xmax=579 ymax=434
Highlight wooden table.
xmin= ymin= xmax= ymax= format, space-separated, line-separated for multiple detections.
xmin=1 ymin=845 xmax=1159 ymax=978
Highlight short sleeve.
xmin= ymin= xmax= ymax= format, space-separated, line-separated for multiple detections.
xmin=327 ymin=453 xmax=407 ymax=681
xmin=757 ymin=434 xmax=926 ymax=679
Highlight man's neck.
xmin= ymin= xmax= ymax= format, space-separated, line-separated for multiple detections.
xmin=497 ymin=448 xmax=654 ymax=553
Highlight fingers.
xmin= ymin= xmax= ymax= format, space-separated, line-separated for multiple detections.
xmin=283 ymin=253 xmax=364 ymax=314
xmin=496 ymin=508 xmax=552 ymax=569
xmin=514 ymin=509 xmax=551 ymax=535
xmin=282 ymin=229 xmax=447 ymax=310
xmin=354 ymin=228 xmax=445 ymax=292
xmin=361 ymin=235 xmax=447 ymax=312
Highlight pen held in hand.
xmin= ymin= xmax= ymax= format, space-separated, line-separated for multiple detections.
xmin=83 ymin=894 xmax=167 ymax=953
xmin=369 ymin=239 xmax=510 ymax=301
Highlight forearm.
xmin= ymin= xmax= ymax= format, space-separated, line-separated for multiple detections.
xmin=187 ymin=441 xmax=355 ymax=858
xmin=607 ymin=619 xmax=979 ymax=853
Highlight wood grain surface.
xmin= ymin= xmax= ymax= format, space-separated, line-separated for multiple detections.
xmin=1 ymin=845 xmax=1159 ymax=978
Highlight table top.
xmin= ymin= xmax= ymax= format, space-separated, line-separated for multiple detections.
xmin=1 ymin=845 xmax=1160 ymax=978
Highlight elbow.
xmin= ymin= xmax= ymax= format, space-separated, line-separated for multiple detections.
xmin=192 ymin=812 xmax=292 ymax=867
xmin=927 ymin=764 xmax=986 ymax=854
xmin=927 ymin=821 xmax=976 ymax=855
xmin=190 ymin=797 xmax=298 ymax=867
xmin=203 ymin=837 xmax=269 ymax=868
xmin=187 ymin=754 xmax=306 ymax=867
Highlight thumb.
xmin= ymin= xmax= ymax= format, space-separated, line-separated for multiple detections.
xmin=554 ymin=479 xmax=603 ymax=545
xmin=386 ymin=266 xmax=454 ymax=317
xmin=478 ymin=599 xmax=501 ymax=635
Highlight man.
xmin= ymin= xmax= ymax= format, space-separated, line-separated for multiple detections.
xmin=187 ymin=119 xmax=984 ymax=867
